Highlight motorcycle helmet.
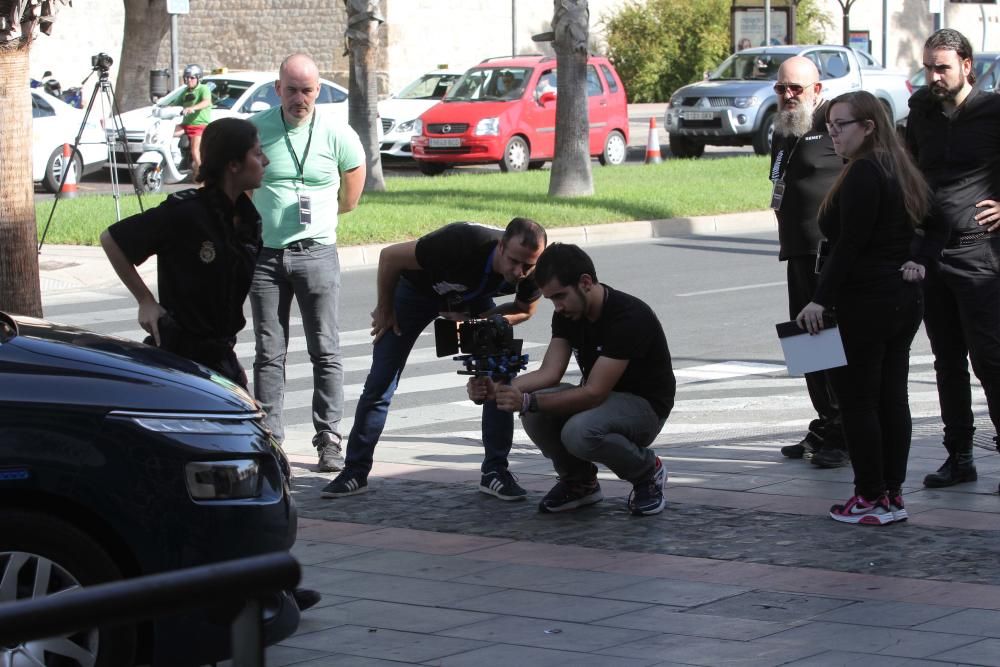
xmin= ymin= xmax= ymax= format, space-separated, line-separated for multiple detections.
xmin=182 ymin=64 xmax=203 ymax=81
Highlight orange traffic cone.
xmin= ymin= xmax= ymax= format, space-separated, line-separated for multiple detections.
xmin=58 ymin=143 xmax=78 ymax=198
xmin=644 ymin=117 xmax=662 ymax=164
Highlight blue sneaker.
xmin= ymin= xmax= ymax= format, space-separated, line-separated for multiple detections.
xmin=628 ymin=456 xmax=667 ymax=516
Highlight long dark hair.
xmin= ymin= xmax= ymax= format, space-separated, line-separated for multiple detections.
xmin=196 ymin=117 xmax=259 ymax=187
xmin=819 ymin=91 xmax=929 ymax=228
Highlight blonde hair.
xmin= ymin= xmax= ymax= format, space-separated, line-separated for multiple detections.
xmin=819 ymin=91 xmax=929 ymax=228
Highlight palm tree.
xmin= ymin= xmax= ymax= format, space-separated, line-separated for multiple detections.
xmin=344 ymin=0 xmax=386 ymax=192
xmin=115 ymin=0 xmax=171 ymax=112
xmin=547 ymin=0 xmax=592 ymax=197
xmin=0 ymin=0 xmax=69 ymax=317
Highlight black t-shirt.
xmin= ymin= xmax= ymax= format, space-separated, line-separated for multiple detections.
xmin=402 ymin=222 xmax=540 ymax=310
xmin=813 ymin=157 xmax=915 ymax=307
xmin=107 ymin=187 xmax=262 ymax=341
xmin=770 ymin=101 xmax=843 ymax=260
xmin=551 ymin=285 xmax=675 ymax=418
xmin=906 ymin=87 xmax=1000 ymax=248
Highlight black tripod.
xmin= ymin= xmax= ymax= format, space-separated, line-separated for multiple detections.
xmin=37 ymin=63 xmax=146 ymax=252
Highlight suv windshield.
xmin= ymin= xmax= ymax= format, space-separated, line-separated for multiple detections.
xmin=157 ymin=79 xmax=253 ymax=110
xmin=445 ymin=67 xmax=532 ymax=101
xmin=397 ymin=73 xmax=462 ymax=100
xmin=709 ymin=53 xmax=792 ymax=81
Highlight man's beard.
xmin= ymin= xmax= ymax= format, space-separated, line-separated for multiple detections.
xmin=775 ymin=100 xmax=816 ymax=137
xmin=930 ymin=80 xmax=963 ymax=102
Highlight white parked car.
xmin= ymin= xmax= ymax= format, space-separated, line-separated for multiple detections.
xmin=378 ymin=69 xmax=465 ymax=159
xmin=108 ymin=71 xmax=349 ymax=167
xmin=32 ymin=90 xmax=107 ymax=192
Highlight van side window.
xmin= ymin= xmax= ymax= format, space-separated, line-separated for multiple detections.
xmin=587 ymin=66 xmax=604 ymax=97
xmin=599 ymin=64 xmax=619 ymax=93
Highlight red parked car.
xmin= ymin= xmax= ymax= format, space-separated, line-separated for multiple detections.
xmin=412 ymin=55 xmax=630 ymax=175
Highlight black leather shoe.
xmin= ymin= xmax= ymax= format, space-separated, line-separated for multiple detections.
xmin=292 ymin=587 xmax=322 ymax=611
xmin=810 ymin=447 xmax=850 ymax=468
xmin=923 ymin=454 xmax=977 ymax=488
xmin=781 ymin=433 xmax=820 ymax=459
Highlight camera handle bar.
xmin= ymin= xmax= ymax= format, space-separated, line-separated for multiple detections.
xmin=455 ymin=352 xmax=529 ymax=382
xmin=38 ymin=64 xmax=146 ymax=252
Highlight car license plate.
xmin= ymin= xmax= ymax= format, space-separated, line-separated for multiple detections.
xmin=683 ymin=112 xmax=713 ymax=121
xmin=429 ymin=137 xmax=461 ymax=148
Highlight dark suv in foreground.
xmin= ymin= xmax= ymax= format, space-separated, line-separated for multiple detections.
xmin=0 ymin=312 xmax=299 ymax=666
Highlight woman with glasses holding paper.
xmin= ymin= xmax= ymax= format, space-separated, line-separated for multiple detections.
xmin=795 ymin=91 xmax=930 ymax=526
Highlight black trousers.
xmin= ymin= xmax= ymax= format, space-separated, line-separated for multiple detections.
xmin=828 ymin=282 xmax=923 ymax=499
xmin=923 ymin=238 xmax=1000 ymax=444
xmin=786 ymin=256 xmax=846 ymax=448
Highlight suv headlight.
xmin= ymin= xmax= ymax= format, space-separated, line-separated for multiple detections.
xmin=185 ymin=460 xmax=261 ymax=500
xmin=475 ymin=117 xmax=499 ymax=136
xmin=732 ymin=96 xmax=759 ymax=109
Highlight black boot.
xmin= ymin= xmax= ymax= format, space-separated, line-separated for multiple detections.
xmin=923 ymin=444 xmax=977 ymax=488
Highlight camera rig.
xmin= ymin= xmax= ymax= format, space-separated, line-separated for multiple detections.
xmin=434 ymin=315 xmax=528 ymax=382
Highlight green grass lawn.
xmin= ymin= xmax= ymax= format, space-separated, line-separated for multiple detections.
xmin=36 ymin=156 xmax=771 ymax=246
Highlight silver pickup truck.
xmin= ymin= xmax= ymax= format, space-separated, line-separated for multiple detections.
xmin=663 ymin=45 xmax=912 ymax=158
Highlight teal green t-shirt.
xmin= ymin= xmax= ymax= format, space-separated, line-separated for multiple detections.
xmin=249 ymin=106 xmax=364 ymax=248
xmin=180 ymin=83 xmax=212 ymax=126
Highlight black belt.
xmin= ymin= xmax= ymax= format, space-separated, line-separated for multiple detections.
xmin=947 ymin=230 xmax=993 ymax=248
xmin=284 ymin=238 xmax=321 ymax=252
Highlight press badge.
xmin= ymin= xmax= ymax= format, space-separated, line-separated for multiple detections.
xmin=769 ymin=179 xmax=786 ymax=211
xmin=297 ymin=193 xmax=312 ymax=226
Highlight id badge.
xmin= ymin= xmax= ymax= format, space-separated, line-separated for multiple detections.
xmin=297 ymin=193 xmax=312 ymax=226
xmin=769 ymin=179 xmax=786 ymax=211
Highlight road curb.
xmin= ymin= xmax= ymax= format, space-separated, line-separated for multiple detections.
xmin=38 ymin=211 xmax=777 ymax=293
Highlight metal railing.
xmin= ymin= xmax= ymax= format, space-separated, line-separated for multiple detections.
xmin=0 ymin=551 xmax=300 ymax=667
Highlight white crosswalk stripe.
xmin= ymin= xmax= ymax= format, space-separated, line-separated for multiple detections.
xmin=40 ymin=294 xmax=984 ymax=461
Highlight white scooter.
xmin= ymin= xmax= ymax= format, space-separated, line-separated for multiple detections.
xmin=132 ymin=105 xmax=192 ymax=193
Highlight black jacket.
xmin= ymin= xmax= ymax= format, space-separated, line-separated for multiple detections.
xmin=906 ymin=87 xmax=1000 ymax=253
xmin=770 ymin=100 xmax=844 ymax=260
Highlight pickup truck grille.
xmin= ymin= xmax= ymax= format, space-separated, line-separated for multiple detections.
xmin=680 ymin=97 xmax=732 ymax=107
xmin=427 ymin=123 xmax=469 ymax=135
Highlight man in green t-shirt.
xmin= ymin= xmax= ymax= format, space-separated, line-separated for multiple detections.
xmin=249 ymin=53 xmax=366 ymax=474
xmin=178 ymin=64 xmax=212 ymax=178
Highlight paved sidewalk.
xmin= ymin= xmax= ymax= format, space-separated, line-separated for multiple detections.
xmin=37 ymin=222 xmax=1000 ymax=666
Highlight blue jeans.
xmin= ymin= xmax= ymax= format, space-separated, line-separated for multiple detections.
xmin=344 ymin=278 xmax=513 ymax=477
xmin=521 ymin=384 xmax=668 ymax=484
xmin=250 ymin=243 xmax=343 ymax=444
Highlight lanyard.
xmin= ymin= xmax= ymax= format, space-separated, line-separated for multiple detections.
xmin=771 ymin=135 xmax=801 ymax=182
xmin=460 ymin=247 xmax=498 ymax=303
xmin=280 ymin=109 xmax=315 ymax=184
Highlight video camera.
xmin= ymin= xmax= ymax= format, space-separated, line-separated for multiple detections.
xmin=91 ymin=52 xmax=114 ymax=72
xmin=434 ymin=315 xmax=528 ymax=382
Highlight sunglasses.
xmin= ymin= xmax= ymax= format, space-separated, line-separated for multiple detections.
xmin=773 ymin=82 xmax=815 ymax=96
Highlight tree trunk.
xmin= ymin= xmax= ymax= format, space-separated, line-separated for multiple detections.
xmin=0 ymin=43 xmax=43 ymax=317
xmin=548 ymin=0 xmax=592 ymax=198
xmin=114 ymin=0 xmax=171 ymax=112
xmin=345 ymin=0 xmax=385 ymax=192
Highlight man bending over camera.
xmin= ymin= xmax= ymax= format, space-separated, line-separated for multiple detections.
xmin=468 ymin=244 xmax=675 ymax=516
xmin=321 ymin=218 xmax=547 ymax=500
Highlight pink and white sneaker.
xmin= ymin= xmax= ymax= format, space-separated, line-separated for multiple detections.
xmin=887 ymin=493 xmax=908 ymax=523
xmin=829 ymin=494 xmax=894 ymax=525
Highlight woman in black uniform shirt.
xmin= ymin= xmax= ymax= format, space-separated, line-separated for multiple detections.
xmin=796 ymin=91 xmax=930 ymax=526
xmin=101 ymin=117 xmax=267 ymax=387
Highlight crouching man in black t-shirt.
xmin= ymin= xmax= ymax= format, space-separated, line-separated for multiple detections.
xmin=468 ymin=244 xmax=676 ymax=516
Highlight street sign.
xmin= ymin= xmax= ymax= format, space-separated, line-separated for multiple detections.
xmin=166 ymin=0 xmax=190 ymax=14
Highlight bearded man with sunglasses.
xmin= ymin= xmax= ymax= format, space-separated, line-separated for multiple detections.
xmin=769 ymin=56 xmax=850 ymax=468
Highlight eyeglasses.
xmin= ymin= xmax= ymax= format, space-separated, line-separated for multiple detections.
xmin=773 ymin=82 xmax=816 ymax=96
xmin=825 ymin=119 xmax=864 ymax=134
